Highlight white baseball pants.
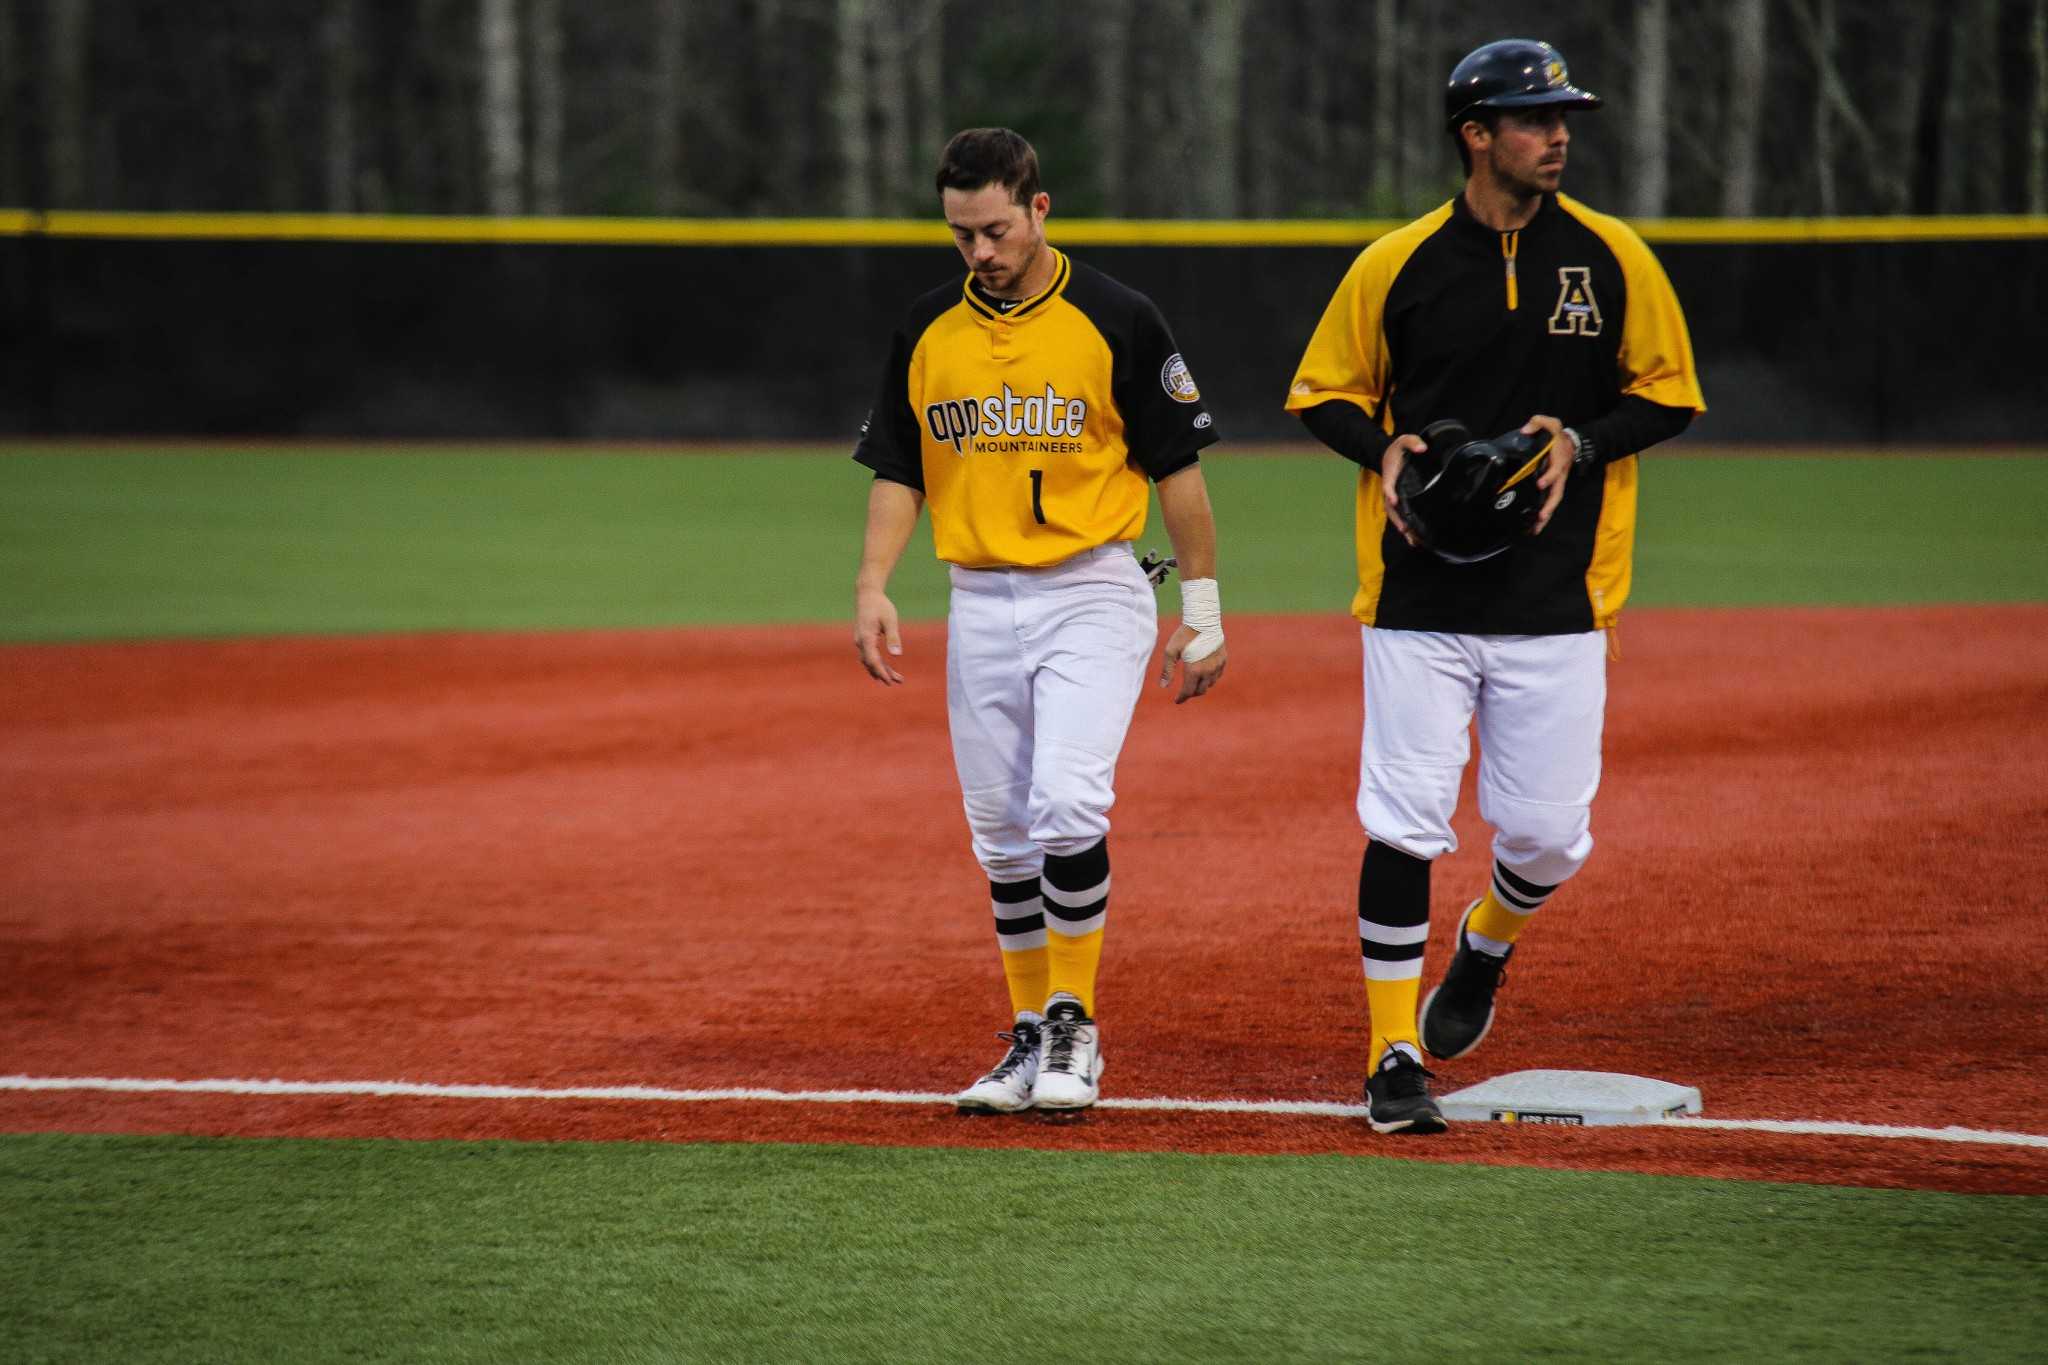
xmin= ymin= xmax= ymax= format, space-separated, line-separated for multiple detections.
xmin=947 ymin=544 xmax=1157 ymax=879
xmin=1358 ymin=626 xmax=1606 ymax=887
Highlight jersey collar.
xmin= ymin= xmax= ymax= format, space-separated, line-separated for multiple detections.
xmin=962 ymin=247 xmax=1071 ymax=323
xmin=1452 ymin=189 xmax=1558 ymax=237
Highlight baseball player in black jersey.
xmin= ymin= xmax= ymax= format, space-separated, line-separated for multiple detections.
xmin=1286 ymin=39 xmax=1705 ymax=1133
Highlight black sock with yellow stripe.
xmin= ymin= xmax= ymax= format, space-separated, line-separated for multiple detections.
xmin=1042 ymin=839 xmax=1110 ymax=1018
xmin=1358 ymin=839 xmax=1431 ymax=1071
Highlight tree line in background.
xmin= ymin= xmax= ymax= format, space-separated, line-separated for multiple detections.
xmin=7 ymin=0 xmax=2048 ymax=220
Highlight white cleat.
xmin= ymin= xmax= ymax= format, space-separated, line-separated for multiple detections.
xmin=956 ymin=1019 xmax=1043 ymax=1114
xmin=1030 ymin=1005 xmax=1103 ymax=1111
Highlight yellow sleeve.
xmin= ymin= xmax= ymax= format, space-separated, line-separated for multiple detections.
xmin=1284 ymin=244 xmax=1392 ymax=419
xmin=1285 ymin=203 xmax=1454 ymax=421
xmin=1566 ymin=197 xmax=1706 ymax=413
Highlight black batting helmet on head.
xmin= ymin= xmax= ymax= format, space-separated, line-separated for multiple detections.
xmin=1445 ymin=39 xmax=1602 ymax=128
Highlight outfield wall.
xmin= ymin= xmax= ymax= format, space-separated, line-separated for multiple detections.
xmin=3 ymin=215 xmax=2045 ymax=442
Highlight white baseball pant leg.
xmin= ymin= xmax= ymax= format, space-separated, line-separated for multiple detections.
xmin=948 ymin=545 xmax=1156 ymax=877
xmin=1358 ymin=627 xmax=1605 ymax=885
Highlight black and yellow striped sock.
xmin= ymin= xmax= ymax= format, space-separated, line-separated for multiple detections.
xmin=1467 ymin=860 xmax=1556 ymax=951
xmin=1358 ymin=839 xmax=1431 ymax=1071
xmin=989 ymin=876 xmax=1050 ymax=1019
xmin=1041 ymin=839 xmax=1110 ymax=1018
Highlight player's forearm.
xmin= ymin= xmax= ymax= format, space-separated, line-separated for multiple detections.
xmin=855 ymin=477 xmax=924 ymax=592
xmin=1576 ymin=396 xmax=1693 ymax=464
xmin=1299 ymin=399 xmax=1395 ymax=471
xmin=1155 ymin=465 xmax=1218 ymax=580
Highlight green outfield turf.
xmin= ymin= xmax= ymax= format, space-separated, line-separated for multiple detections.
xmin=2 ymin=445 xmax=2043 ymax=641
xmin=4 ymin=1133 xmax=2044 ymax=1364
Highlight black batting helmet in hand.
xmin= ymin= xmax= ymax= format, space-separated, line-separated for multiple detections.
xmin=1394 ymin=420 xmax=1553 ymax=564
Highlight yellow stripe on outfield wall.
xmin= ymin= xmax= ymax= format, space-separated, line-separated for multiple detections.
xmin=1 ymin=210 xmax=2045 ymax=247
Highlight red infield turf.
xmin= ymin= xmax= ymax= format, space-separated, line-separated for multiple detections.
xmin=2 ymin=607 xmax=2044 ymax=1194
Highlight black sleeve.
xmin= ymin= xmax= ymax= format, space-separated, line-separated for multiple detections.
xmin=1118 ymin=297 xmax=1221 ymax=482
xmin=851 ymin=326 xmax=924 ymax=491
xmin=1299 ymin=400 xmax=1394 ymax=472
xmin=1578 ymin=395 xmax=1693 ymax=465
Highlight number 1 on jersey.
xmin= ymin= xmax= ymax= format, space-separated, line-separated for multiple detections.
xmin=1028 ymin=469 xmax=1047 ymax=525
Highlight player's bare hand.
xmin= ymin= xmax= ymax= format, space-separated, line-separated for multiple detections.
xmin=1159 ymin=624 xmax=1226 ymax=704
xmin=1379 ymin=434 xmax=1429 ymax=547
xmin=854 ymin=587 xmax=905 ymax=684
xmin=1521 ymin=414 xmax=1573 ymax=533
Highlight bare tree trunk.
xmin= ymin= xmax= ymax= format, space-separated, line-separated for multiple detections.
xmin=1721 ymin=0 xmax=1765 ymax=216
xmin=1192 ymin=0 xmax=1244 ymax=217
xmin=528 ymin=0 xmax=563 ymax=214
xmin=649 ymin=0 xmax=685 ymax=213
xmin=1630 ymin=0 xmax=1670 ymax=217
xmin=1302 ymin=0 xmax=1332 ymax=206
xmin=1937 ymin=0 xmax=2001 ymax=212
xmin=1398 ymin=1 xmax=1437 ymax=209
xmin=1809 ymin=0 xmax=1836 ymax=215
xmin=909 ymin=0 xmax=944 ymax=185
xmin=1876 ymin=4 xmax=1932 ymax=212
xmin=320 ymin=0 xmax=356 ymax=212
xmin=834 ymin=0 xmax=872 ymax=216
xmin=44 ymin=0 xmax=90 ymax=206
xmin=1370 ymin=0 xmax=1398 ymax=209
xmin=478 ymin=0 xmax=523 ymax=215
xmin=2032 ymin=0 xmax=2048 ymax=214
xmin=1089 ymin=0 xmax=1130 ymax=215
xmin=872 ymin=1 xmax=911 ymax=210
xmin=1132 ymin=6 xmax=1172 ymax=215
xmin=0 ymin=0 xmax=19 ymax=204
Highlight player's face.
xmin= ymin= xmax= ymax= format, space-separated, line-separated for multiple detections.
xmin=942 ymin=184 xmax=1050 ymax=297
xmin=1483 ymin=108 xmax=1571 ymax=196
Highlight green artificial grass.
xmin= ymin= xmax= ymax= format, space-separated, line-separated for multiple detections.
xmin=1 ymin=445 xmax=2043 ymax=642
xmin=3 ymin=1133 xmax=2043 ymax=1364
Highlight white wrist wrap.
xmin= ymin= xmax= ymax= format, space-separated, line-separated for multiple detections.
xmin=1178 ymin=578 xmax=1224 ymax=662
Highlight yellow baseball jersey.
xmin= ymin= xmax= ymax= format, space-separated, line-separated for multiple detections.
xmin=855 ymin=248 xmax=1219 ymax=568
xmin=1287 ymin=192 xmax=1705 ymax=632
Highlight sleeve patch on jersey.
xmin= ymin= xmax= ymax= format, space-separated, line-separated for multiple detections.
xmin=1160 ymin=354 xmax=1202 ymax=404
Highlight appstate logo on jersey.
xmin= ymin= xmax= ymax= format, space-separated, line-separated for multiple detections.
xmin=1548 ymin=266 xmax=1603 ymax=336
xmin=924 ymin=382 xmax=1089 ymax=456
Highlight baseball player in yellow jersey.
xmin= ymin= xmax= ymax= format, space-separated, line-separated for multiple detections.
xmin=853 ymin=128 xmax=1228 ymax=1114
xmin=1285 ymin=40 xmax=1705 ymax=1133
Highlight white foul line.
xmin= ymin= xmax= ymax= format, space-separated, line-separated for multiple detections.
xmin=2 ymin=1074 xmax=2044 ymax=1151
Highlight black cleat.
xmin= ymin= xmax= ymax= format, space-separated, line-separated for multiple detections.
xmin=1364 ymin=1047 xmax=1448 ymax=1135
xmin=1420 ymin=900 xmax=1512 ymax=1061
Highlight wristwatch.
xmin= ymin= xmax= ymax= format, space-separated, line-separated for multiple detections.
xmin=1563 ymin=426 xmax=1595 ymax=469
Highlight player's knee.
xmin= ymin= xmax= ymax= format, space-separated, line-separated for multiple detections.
xmin=962 ymin=785 xmax=1037 ymax=878
xmin=1357 ymin=769 xmax=1459 ymax=861
xmin=1491 ymin=798 xmax=1593 ymax=885
xmin=1027 ymin=791 xmax=1111 ymax=856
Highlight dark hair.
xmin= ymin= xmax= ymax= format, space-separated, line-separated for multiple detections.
xmin=1450 ymin=110 xmax=1501 ymax=175
xmin=935 ymin=128 xmax=1042 ymax=205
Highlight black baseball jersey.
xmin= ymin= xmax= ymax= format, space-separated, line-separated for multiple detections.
xmin=855 ymin=247 xmax=1219 ymax=569
xmin=1287 ymin=191 xmax=1705 ymax=633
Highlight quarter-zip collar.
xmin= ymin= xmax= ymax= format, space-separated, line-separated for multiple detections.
xmin=962 ymin=247 xmax=1071 ymax=325
xmin=1452 ymin=191 xmax=1556 ymax=311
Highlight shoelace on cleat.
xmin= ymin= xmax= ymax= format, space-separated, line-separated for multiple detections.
xmin=1378 ymin=1055 xmax=1436 ymax=1100
xmin=1041 ymin=1020 xmax=1085 ymax=1075
xmin=985 ymin=1029 xmax=1037 ymax=1080
xmin=1445 ymin=946 xmax=1509 ymax=1007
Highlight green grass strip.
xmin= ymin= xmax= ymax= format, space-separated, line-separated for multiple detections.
xmin=2 ymin=1132 xmax=2043 ymax=1363
xmin=2 ymin=446 xmax=2043 ymax=642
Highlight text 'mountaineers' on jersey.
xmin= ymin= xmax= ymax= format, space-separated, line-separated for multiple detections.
xmin=855 ymin=248 xmax=1220 ymax=569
